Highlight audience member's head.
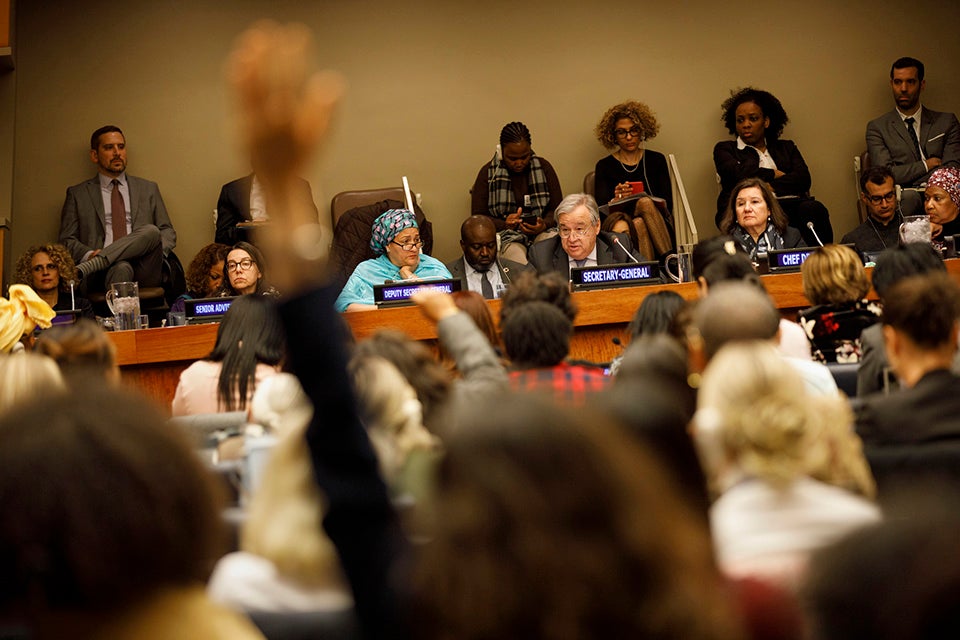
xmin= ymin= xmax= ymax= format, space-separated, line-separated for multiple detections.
xmin=13 ymin=244 xmax=78 ymax=296
xmin=700 ymin=251 xmax=762 ymax=291
xmin=501 ymin=301 xmax=571 ymax=369
xmin=594 ymin=100 xmax=661 ymax=149
xmin=352 ymin=330 xmax=451 ymax=434
xmin=925 ymin=166 xmax=960 ymax=229
xmin=692 ymin=235 xmax=747 ymax=279
xmin=801 ymin=244 xmax=870 ymax=306
xmin=691 ymin=281 xmax=780 ymax=361
xmin=185 ymin=242 xmax=230 ymax=298
xmin=451 ymin=290 xmax=499 ymax=351
xmin=625 ymin=290 xmax=685 ymax=341
xmin=721 ymin=87 xmax=789 ymax=141
xmin=882 ymin=271 xmax=960 ymax=352
xmin=0 ymin=353 xmax=65 ymax=413
xmin=34 ymin=318 xmax=119 ymax=387
xmin=458 ymin=215 xmax=499 ymax=272
xmin=870 ymin=242 xmax=945 ymax=300
xmin=859 ymin=166 xmax=897 ymax=226
xmin=208 ymin=294 xmax=285 ymax=411
xmin=221 ymin=241 xmax=268 ymax=296
xmin=498 ymin=121 xmax=534 ymax=175
xmin=719 ymin=178 xmax=790 ymax=237
xmin=0 ymin=388 xmax=226 ymax=627
xmin=499 ymin=270 xmax=577 ymax=323
xmin=412 ymin=394 xmax=743 ymax=640
xmin=349 ymin=356 xmax=437 ymax=486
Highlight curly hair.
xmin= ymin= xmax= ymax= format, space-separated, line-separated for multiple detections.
xmin=594 ymin=100 xmax=661 ymax=149
xmin=718 ymin=178 xmax=790 ymax=236
xmin=185 ymin=243 xmax=230 ymax=298
xmin=720 ymin=87 xmax=789 ymax=141
xmin=13 ymin=244 xmax=77 ymax=290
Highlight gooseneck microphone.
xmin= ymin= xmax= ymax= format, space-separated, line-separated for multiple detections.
xmin=611 ymin=235 xmax=641 ymax=263
xmin=806 ymin=222 xmax=825 ymax=247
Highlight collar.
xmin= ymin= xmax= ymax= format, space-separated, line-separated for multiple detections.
xmin=98 ymin=172 xmax=127 ymax=189
xmin=567 ymin=243 xmax=598 ymax=266
xmin=736 ymin=136 xmax=767 ymax=151
xmin=897 ymin=105 xmax=922 ymax=121
xmin=465 ymin=259 xmax=494 ymax=276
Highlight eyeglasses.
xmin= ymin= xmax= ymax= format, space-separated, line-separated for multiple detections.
xmin=558 ymin=227 xmax=594 ymax=239
xmin=866 ymin=191 xmax=896 ymax=205
xmin=391 ymin=239 xmax=424 ymax=251
xmin=614 ymin=127 xmax=642 ymax=139
xmin=226 ymin=259 xmax=256 ymax=272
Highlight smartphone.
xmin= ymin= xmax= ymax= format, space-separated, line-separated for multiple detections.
xmin=520 ymin=195 xmax=538 ymax=224
xmin=628 ymin=181 xmax=645 ymax=195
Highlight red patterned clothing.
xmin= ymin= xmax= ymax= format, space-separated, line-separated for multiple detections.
xmin=508 ymin=363 xmax=610 ymax=405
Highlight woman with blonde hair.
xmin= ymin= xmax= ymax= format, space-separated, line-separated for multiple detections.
xmin=694 ymin=341 xmax=879 ymax=588
xmin=798 ymin=244 xmax=880 ymax=363
xmin=0 ymin=352 xmax=65 ymax=412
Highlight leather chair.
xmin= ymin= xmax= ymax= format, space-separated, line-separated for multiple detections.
xmin=826 ymin=362 xmax=859 ymax=398
xmin=330 ymin=187 xmax=406 ymax=228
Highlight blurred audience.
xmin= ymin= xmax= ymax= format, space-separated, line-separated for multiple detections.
xmin=34 ymin=318 xmax=120 ymax=388
xmin=0 ymin=352 xmax=65 ymax=413
xmin=172 ymin=295 xmax=284 ymax=416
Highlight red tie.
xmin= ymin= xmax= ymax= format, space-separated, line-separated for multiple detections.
xmin=111 ymin=179 xmax=127 ymax=240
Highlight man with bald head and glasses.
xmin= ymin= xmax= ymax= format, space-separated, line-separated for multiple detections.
xmin=841 ymin=166 xmax=902 ymax=255
xmin=528 ymin=193 xmax=642 ymax=280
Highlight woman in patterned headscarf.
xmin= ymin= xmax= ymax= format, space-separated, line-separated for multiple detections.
xmin=925 ymin=166 xmax=960 ymax=241
xmin=335 ymin=209 xmax=451 ymax=312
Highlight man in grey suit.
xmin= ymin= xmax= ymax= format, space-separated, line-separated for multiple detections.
xmin=527 ymin=193 xmax=642 ymax=279
xmin=59 ymin=125 xmax=176 ymax=290
xmin=866 ymin=57 xmax=960 ymax=216
xmin=445 ymin=215 xmax=532 ymax=299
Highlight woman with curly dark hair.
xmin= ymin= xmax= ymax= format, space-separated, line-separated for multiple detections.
xmin=713 ymin=87 xmax=832 ymax=246
xmin=13 ymin=243 xmax=94 ymax=319
xmin=594 ymin=100 xmax=674 ymax=259
xmin=170 ymin=242 xmax=230 ymax=313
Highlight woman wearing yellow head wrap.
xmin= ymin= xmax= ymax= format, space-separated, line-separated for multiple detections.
xmin=0 ymin=285 xmax=56 ymax=352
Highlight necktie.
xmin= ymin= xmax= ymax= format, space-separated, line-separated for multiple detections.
xmin=904 ymin=117 xmax=923 ymax=160
xmin=111 ymin=179 xmax=127 ymax=241
xmin=575 ymin=259 xmax=586 ymax=268
xmin=480 ymin=269 xmax=494 ymax=299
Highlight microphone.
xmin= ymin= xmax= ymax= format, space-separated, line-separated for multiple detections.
xmin=611 ymin=235 xmax=641 ymax=263
xmin=806 ymin=222 xmax=825 ymax=247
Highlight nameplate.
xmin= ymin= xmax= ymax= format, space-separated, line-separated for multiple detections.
xmin=185 ymin=297 xmax=236 ymax=323
xmin=374 ymin=278 xmax=461 ymax=308
xmin=767 ymin=243 xmax=860 ymax=273
xmin=570 ymin=262 xmax=660 ymax=290
xmin=50 ymin=310 xmax=81 ymax=327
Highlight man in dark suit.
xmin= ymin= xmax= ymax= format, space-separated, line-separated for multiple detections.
xmin=527 ymin=193 xmax=641 ymax=279
xmin=215 ymin=173 xmax=318 ymax=245
xmin=866 ymin=57 xmax=960 ymax=216
xmin=59 ymin=125 xmax=176 ymax=289
xmin=445 ymin=215 xmax=532 ymax=299
xmin=854 ymin=271 xmax=960 ymax=495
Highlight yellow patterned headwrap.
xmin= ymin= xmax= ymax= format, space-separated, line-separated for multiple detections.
xmin=0 ymin=285 xmax=56 ymax=352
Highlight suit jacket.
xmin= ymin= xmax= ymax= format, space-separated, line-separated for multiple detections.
xmin=215 ymin=174 xmax=318 ymax=245
xmin=59 ymin=174 xmax=176 ymax=263
xmin=866 ymin=106 xmax=960 ymax=187
xmin=527 ymin=231 xmax=642 ymax=279
xmin=713 ymin=139 xmax=813 ymax=225
xmin=445 ymin=256 xmax=534 ymax=296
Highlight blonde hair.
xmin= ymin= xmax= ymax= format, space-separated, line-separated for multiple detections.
xmin=241 ymin=373 xmax=345 ymax=588
xmin=697 ymin=341 xmax=869 ymax=491
xmin=350 ymin=356 xmax=439 ymax=484
xmin=0 ymin=352 xmax=65 ymax=412
xmin=801 ymin=244 xmax=870 ymax=306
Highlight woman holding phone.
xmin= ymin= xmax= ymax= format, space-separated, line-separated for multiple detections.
xmin=594 ymin=100 xmax=674 ymax=260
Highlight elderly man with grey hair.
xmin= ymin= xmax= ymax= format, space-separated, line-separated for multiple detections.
xmin=528 ymin=193 xmax=642 ymax=278
xmin=691 ymin=280 xmax=839 ymax=396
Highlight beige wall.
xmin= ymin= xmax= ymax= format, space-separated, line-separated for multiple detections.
xmin=6 ymin=0 xmax=960 ymax=278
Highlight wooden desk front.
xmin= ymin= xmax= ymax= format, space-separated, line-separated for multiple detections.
xmin=109 ymin=269 xmax=827 ymax=408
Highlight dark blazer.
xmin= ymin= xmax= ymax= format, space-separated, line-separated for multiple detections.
xmin=714 ymin=139 xmax=813 ymax=225
xmin=59 ymin=174 xmax=176 ymax=263
xmin=866 ymin=107 xmax=960 ymax=187
xmin=445 ymin=256 xmax=534 ymax=297
xmin=215 ymin=174 xmax=318 ymax=245
xmin=527 ymin=231 xmax=642 ymax=279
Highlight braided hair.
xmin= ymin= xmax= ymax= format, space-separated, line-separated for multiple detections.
xmin=499 ymin=121 xmax=531 ymax=147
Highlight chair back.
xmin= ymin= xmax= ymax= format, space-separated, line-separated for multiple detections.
xmin=583 ymin=171 xmax=595 ymax=196
xmin=330 ymin=187 xmax=406 ymax=228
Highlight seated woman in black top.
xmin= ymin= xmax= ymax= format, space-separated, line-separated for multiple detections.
xmin=798 ymin=244 xmax=880 ymax=363
xmin=594 ymin=100 xmax=674 ymax=259
xmin=471 ymin=121 xmax=562 ymax=262
xmin=13 ymin=243 xmax=94 ymax=319
xmin=719 ymin=178 xmax=805 ymax=261
xmin=713 ymin=87 xmax=832 ymax=246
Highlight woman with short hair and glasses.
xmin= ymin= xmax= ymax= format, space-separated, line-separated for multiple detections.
xmin=217 ymin=241 xmax=279 ymax=298
xmin=594 ymin=101 xmax=675 ymax=260
xmin=335 ymin=209 xmax=451 ymax=312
